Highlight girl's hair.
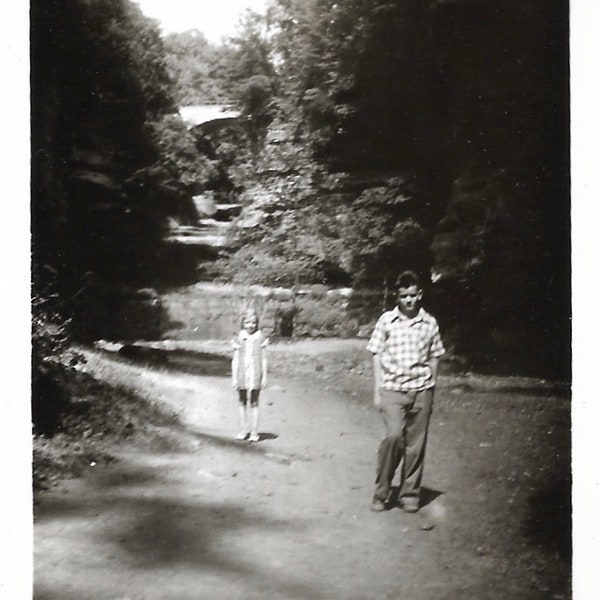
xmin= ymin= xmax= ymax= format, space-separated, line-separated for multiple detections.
xmin=240 ymin=309 xmax=259 ymax=329
xmin=395 ymin=270 xmax=421 ymax=289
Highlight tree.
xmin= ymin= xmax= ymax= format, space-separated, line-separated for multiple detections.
xmin=162 ymin=31 xmax=237 ymax=104
xmin=219 ymin=0 xmax=569 ymax=375
xmin=31 ymin=0 xmax=214 ymax=428
xmin=31 ymin=0 xmax=181 ymax=288
xmin=335 ymin=185 xmax=433 ymax=287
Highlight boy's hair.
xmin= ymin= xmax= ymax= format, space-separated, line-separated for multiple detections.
xmin=395 ymin=270 xmax=421 ymax=289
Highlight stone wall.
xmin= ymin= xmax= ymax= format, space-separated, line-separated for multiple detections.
xmin=159 ymin=283 xmax=387 ymax=341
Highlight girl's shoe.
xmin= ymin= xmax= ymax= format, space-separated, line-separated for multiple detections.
xmin=248 ymin=432 xmax=260 ymax=443
xmin=236 ymin=430 xmax=249 ymax=440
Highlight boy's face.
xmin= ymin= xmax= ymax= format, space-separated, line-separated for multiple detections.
xmin=396 ymin=285 xmax=422 ymax=317
xmin=243 ymin=314 xmax=258 ymax=333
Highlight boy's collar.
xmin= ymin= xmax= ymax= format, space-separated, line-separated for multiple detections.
xmin=391 ymin=306 xmax=424 ymax=323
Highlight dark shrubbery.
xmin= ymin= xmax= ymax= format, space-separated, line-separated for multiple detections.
xmin=33 ymin=369 xmax=181 ymax=492
xmin=32 ymin=274 xmax=85 ymax=435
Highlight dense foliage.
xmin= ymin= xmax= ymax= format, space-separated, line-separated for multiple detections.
xmin=30 ymin=0 xmax=208 ymax=428
xmin=162 ymin=31 xmax=236 ymax=104
xmin=31 ymin=0 xmax=190 ymax=289
xmin=31 ymin=0 xmax=570 ymax=389
xmin=211 ymin=0 xmax=569 ymax=376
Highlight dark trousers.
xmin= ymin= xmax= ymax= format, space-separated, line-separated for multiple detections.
xmin=374 ymin=388 xmax=434 ymax=504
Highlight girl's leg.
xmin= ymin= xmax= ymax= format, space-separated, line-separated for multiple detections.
xmin=236 ymin=390 xmax=249 ymax=440
xmin=249 ymin=390 xmax=260 ymax=442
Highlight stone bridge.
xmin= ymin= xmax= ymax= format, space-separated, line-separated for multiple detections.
xmin=167 ymin=105 xmax=244 ymax=249
xmin=178 ymin=104 xmax=243 ymax=133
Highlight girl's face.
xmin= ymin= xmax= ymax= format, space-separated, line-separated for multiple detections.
xmin=243 ymin=314 xmax=258 ymax=334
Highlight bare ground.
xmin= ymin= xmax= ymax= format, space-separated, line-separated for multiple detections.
xmin=34 ymin=340 xmax=571 ymax=600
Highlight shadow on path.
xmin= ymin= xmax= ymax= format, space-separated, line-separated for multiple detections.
xmin=116 ymin=345 xmax=231 ymax=377
xmin=35 ymin=457 xmax=324 ymax=600
xmin=386 ymin=486 xmax=444 ymax=510
xmin=523 ymin=478 xmax=572 ymax=562
xmin=188 ymin=428 xmax=310 ymax=466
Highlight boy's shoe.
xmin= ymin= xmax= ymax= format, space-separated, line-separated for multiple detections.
xmin=398 ymin=497 xmax=420 ymax=513
xmin=370 ymin=497 xmax=386 ymax=512
xmin=236 ymin=430 xmax=249 ymax=441
xmin=248 ymin=432 xmax=260 ymax=443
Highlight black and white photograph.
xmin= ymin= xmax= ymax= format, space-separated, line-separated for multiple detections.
xmin=13 ymin=0 xmax=587 ymax=597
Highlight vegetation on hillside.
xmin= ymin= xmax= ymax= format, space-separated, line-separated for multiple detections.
xmin=31 ymin=0 xmax=570 ymax=444
xmin=210 ymin=0 xmax=570 ymax=376
xmin=31 ymin=0 xmax=207 ymax=431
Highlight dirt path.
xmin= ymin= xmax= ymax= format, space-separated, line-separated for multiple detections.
xmin=34 ymin=342 xmax=570 ymax=600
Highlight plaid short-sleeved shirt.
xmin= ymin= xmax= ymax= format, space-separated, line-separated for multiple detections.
xmin=366 ymin=307 xmax=445 ymax=392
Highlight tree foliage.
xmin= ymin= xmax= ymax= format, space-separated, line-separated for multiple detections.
xmin=210 ymin=0 xmax=568 ymax=374
xmin=30 ymin=0 xmax=213 ymax=427
xmin=31 ymin=0 xmax=182 ymax=287
xmin=162 ymin=31 xmax=237 ymax=104
xmin=335 ymin=185 xmax=433 ymax=286
xmin=30 ymin=0 xmax=570 ymax=379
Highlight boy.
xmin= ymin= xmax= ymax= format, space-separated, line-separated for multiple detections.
xmin=366 ymin=270 xmax=445 ymax=512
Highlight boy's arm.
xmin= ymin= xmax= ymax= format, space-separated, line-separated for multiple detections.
xmin=367 ymin=313 xmax=389 ymax=409
xmin=372 ymin=354 xmax=383 ymax=409
xmin=427 ymin=357 xmax=439 ymax=386
xmin=427 ymin=321 xmax=445 ymax=386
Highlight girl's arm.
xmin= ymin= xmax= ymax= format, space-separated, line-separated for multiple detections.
xmin=261 ymin=349 xmax=267 ymax=388
xmin=231 ymin=348 xmax=239 ymax=389
xmin=260 ymin=335 xmax=268 ymax=388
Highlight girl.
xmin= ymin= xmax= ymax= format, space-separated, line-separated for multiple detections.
xmin=231 ymin=309 xmax=268 ymax=442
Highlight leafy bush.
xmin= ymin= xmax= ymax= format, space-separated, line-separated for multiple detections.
xmin=31 ymin=290 xmax=84 ymax=436
xmin=264 ymin=292 xmax=364 ymax=338
xmin=218 ymin=246 xmax=327 ymax=287
xmin=334 ymin=183 xmax=433 ymax=286
xmin=293 ymin=296 xmax=360 ymax=338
